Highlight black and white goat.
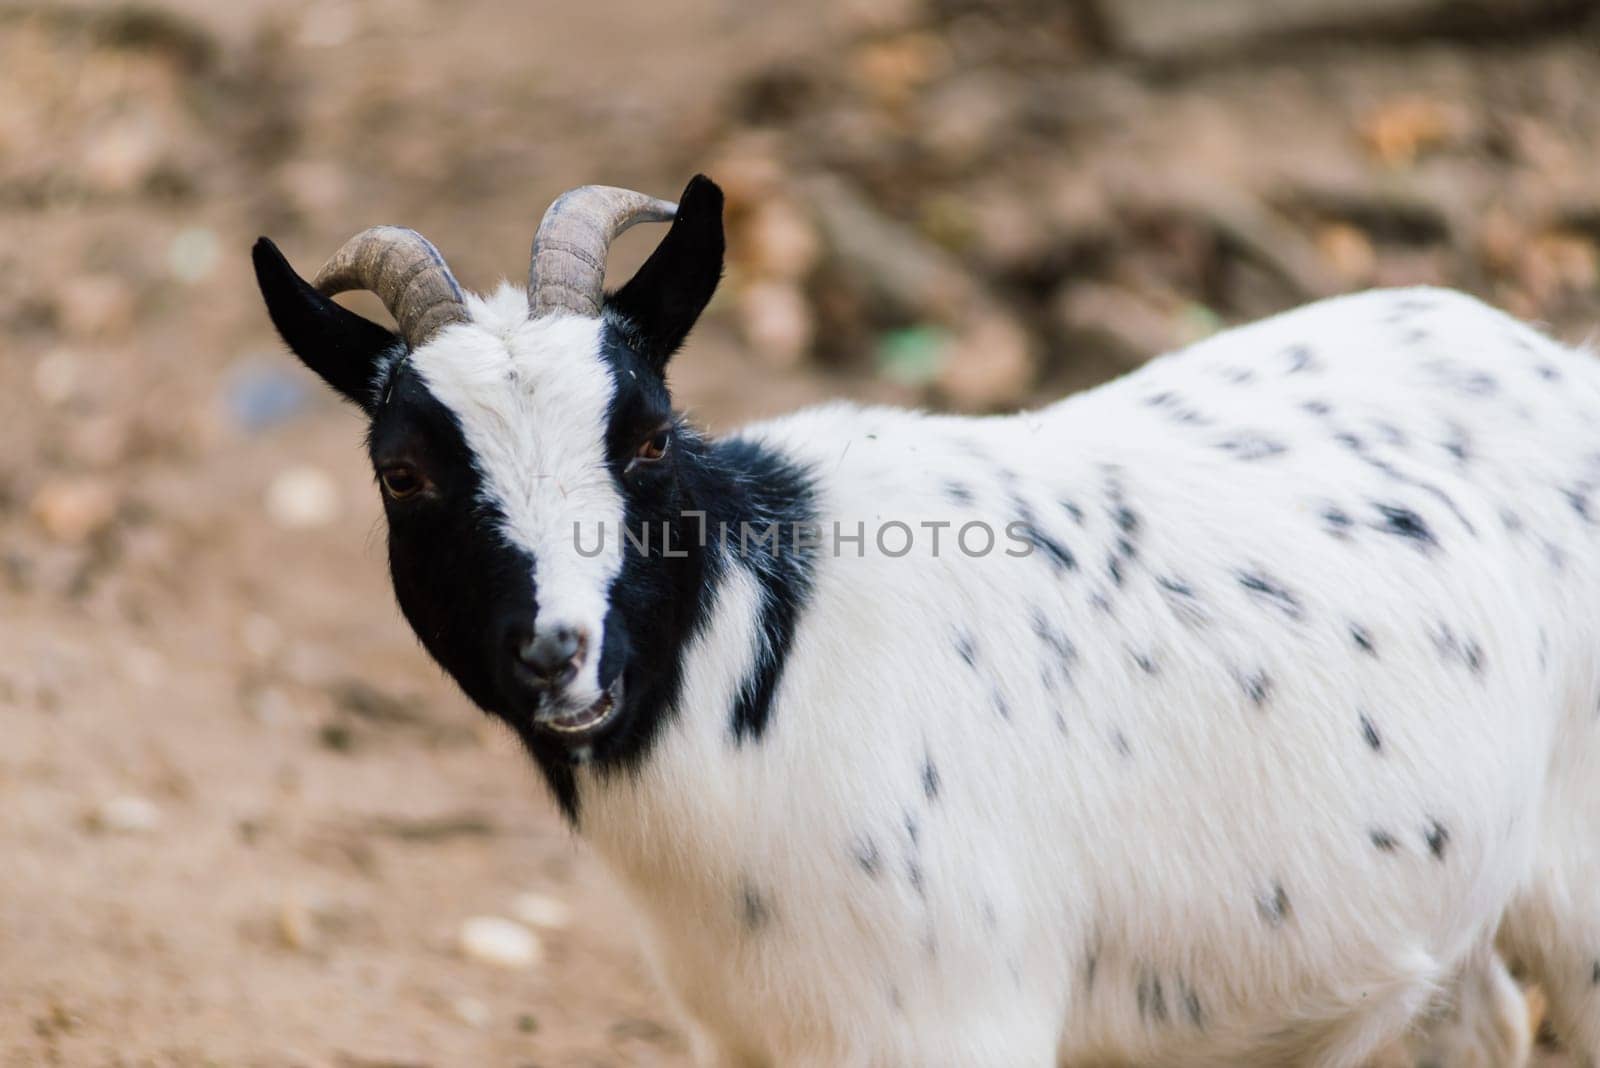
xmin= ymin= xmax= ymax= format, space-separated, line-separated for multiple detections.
xmin=253 ymin=177 xmax=1599 ymax=1067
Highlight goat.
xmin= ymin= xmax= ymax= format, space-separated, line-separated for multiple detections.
xmin=252 ymin=176 xmax=1598 ymax=1067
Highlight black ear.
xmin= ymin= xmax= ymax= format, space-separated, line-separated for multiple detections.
xmin=608 ymin=175 xmax=725 ymax=370
xmin=252 ymin=237 xmax=400 ymax=412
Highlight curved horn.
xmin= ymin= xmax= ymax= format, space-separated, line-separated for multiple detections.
xmin=528 ymin=186 xmax=677 ymax=319
xmin=313 ymin=227 xmax=468 ymax=349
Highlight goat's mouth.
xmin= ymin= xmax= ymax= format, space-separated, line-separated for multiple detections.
xmin=533 ymin=674 xmax=623 ymax=738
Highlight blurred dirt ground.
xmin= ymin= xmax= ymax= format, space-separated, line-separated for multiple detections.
xmin=3 ymin=0 xmax=1599 ymax=1064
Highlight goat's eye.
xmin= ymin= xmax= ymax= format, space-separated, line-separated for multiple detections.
xmin=634 ymin=427 xmax=671 ymax=464
xmin=379 ymin=464 xmax=424 ymax=500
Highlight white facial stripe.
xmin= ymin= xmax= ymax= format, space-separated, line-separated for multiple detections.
xmin=410 ymin=284 xmax=625 ymax=696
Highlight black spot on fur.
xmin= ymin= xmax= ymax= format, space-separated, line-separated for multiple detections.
xmin=1283 ymin=345 xmax=1318 ymax=373
xmin=1370 ymin=830 xmax=1398 ymax=852
xmin=992 ymin=687 xmax=1012 ymax=720
xmin=1137 ymin=971 xmax=1168 ymax=1024
xmin=1217 ymin=433 xmax=1289 ymax=461
xmin=1373 ymin=503 xmax=1437 ymax=551
xmin=1111 ymin=730 xmax=1132 ymax=758
xmin=1258 ymin=882 xmax=1291 ymax=927
xmin=1565 ymin=486 xmax=1595 ymax=525
xmin=1322 ymin=505 xmax=1355 ymax=539
xmin=1157 ymin=576 xmax=1208 ymax=627
xmin=1359 ymin=713 xmax=1382 ymax=752
xmin=944 ymin=481 xmax=975 ymax=507
xmin=1592 ymin=960 xmax=1599 ymax=985
xmin=854 ymin=837 xmax=882 ymax=877
xmin=1241 ymin=671 xmax=1271 ymax=707
xmin=1021 ymin=523 xmax=1078 ymax=573
xmin=1350 ymin=623 xmax=1376 ymax=656
xmin=1061 ymin=499 xmax=1086 ymax=525
xmin=954 ymin=630 xmax=978 ymax=668
xmin=739 ymin=882 xmax=771 ymax=931
xmin=1425 ymin=820 xmax=1451 ymax=861
xmin=1301 ymin=399 xmax=1333 ymax=416
xmin=1237 ymin=569 xmax=1304 ymax=622
xmin=922 ymin=756 xmax=941 ymax=800
xmin=1114 ymin=506 xmax=1139 ymax=535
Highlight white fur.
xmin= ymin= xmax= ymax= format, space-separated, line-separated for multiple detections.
xmin=424 ymin=285 xmax=1600 ymax=1066
xmin=411 ymin=286 xmax=623 ymax=704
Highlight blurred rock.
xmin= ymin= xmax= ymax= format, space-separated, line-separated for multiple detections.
xmin=55 ymin=275 xmax=136 ymax=341
xmin=33 ymin=349 xmax=84 ymax=406
xmin=168 ymin=226 xmax=221 ymax=284
xmin=31 ymin=478 xmax=118 ymax=545
xmin=850 ymin=32 xmax=948 ymax=110
xmin=459 ymin=916 xmax=542 ymax=970
xmin=1316 ymin=223 xmax=1377 ymax=286
xmin=511 ymin=892 xmax=572 ymax=931
xmin=264 ymin=466 xmax=340 ymax=530
xmin=451 ymin=996 xmax=490 ymax=1029
xmin=1056 ymin=282 xmax=1183 ymax=365
xmin=1359 ymin=96 xmax=1463 ymax=169
xmin=225 ymin=360 xmax=311 ymax=434
xmin=87 ymin=795 xmax=162 ymax=835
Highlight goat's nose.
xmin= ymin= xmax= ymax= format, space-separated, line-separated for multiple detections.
xmin=513 ymin=623 xmax=587 ymax=688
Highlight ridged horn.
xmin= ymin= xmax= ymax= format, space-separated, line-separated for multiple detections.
xmin=528 ymin=186 xmax=677 ymax=319
xmin=313 ymin=226 xmax=468 ymax=348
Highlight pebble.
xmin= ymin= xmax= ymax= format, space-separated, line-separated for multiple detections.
xmin=451 ymin=996 xmax=491 ymax=1029
xmin=264 ymin=466 xmax=340 ymax=530
xmin=88 ymin=796 xmax=162 ymax=835
xmin=30 ymin=478 xmax=118 ymax=545
xmin=458 ymin=916 xmax=542 ymax=970
xmin=510 ymin=892 xmax=572 ymax=931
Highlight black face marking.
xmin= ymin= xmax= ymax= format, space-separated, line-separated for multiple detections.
xmin=1372 ymin=503 xmax=1437 ymax=551
xmin=739 ymin=881 xmax=771 ymax=931
xmin=944 ymin=481 xmax=975 ymax=506
xmin=1236 ymin=569 xmax=1304 ymax=622
xmin=1241 ymin=671 xmax=1271 ymax=707
xmin=1216 ymin=433 xmax=1288 ymax=461
xmin=1425 ymin=820 xmax=1450 ymax=861
xmin=922 ymin=755 xmax=941 ymax=800
xmin=1137 ymin=972 xmax=1168 ymax=1024
xmin=1257 ymin=882 xmax=1291 ymax=927
xmin=1370 ymin=829 xmax=1398 ymax=852
xmin=1350 ymin=623 xmax=1376 ymax=656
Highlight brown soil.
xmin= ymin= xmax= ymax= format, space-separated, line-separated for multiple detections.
xmin=1 ymin=0 xmax=1592 ymax=1063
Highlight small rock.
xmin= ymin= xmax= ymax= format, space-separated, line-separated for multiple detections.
xmin=168 ymin=227 xmax=221 ymax=284
xmin=33 ymin=349 xmax=83 ymax=406
xmin=31 ymin=478 xmax=118 ymax=545
xmin=1316 ymin=223 xmax=1376 ymax=286
xmin=264 ymin=466 xmax=340 ymax=530
xmin=459 ymin=916 xmax=541 ymax=970
xmin=510 ymin=892 xmax=572 ymax=931
xmin=451 ymin=996 xmax=490 ymax=1029
xmin=88 ymin=796 xmax=162 ymax=835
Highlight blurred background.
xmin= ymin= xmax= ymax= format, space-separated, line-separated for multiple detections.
xmin=3 ymin=0 xmax=1599 ymax=1063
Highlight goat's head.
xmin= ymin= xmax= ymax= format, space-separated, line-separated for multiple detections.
xmin=252 ymin=177 xmax=725 ymax=778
